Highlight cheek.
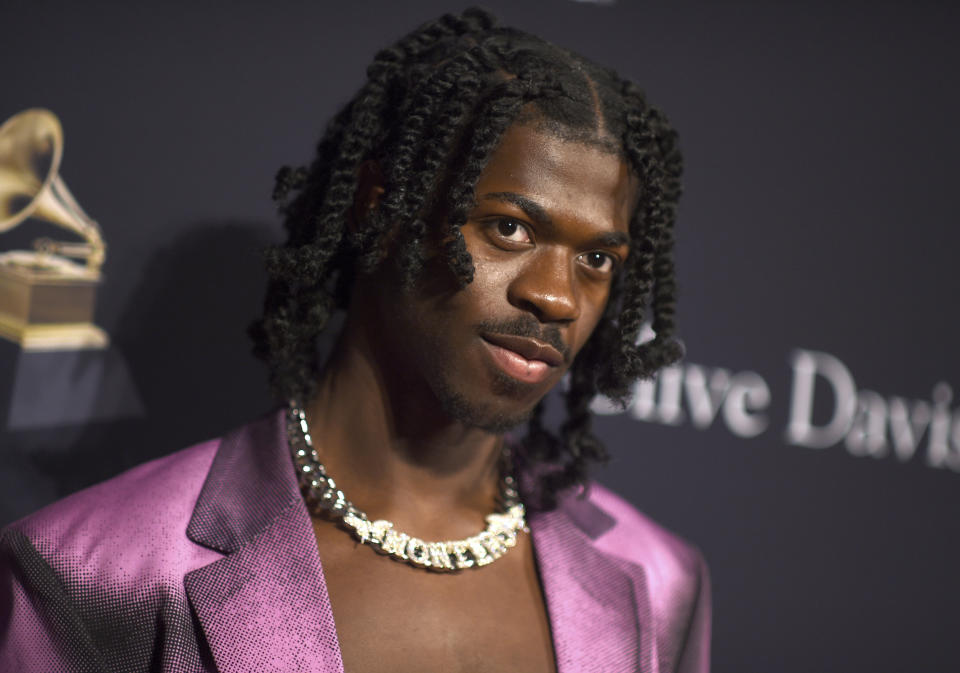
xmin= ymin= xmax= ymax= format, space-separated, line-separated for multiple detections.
xmin=570 ymin=285 xmax=614 ymax=353
xmin=460 ymin=250 xmax=516 ymax=311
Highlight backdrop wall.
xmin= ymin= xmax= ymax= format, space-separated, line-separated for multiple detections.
xmin=2 ymin=1 xmax=957 ymax=671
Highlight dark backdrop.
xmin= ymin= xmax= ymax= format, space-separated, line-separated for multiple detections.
xmin=2 ymin=1 xmax=958 ymax=671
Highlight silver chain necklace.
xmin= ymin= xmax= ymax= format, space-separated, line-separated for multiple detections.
xmin=286 ymin=401 xmax=527 ymax=571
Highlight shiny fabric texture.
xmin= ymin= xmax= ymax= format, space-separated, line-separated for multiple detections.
xmin=1 ymin=409 xmax=711 ymax=672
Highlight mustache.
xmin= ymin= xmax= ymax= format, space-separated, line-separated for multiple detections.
xmin=476 ymin=317 xmax=571 ymax=364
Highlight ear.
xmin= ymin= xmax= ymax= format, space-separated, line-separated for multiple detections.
xmin=350 ymin=159 xmax=386 ymax=232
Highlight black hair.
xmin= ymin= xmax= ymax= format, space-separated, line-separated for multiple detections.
xmin=249 ymin=7 xmax=684 ymax=509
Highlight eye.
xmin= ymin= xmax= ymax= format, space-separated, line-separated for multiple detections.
xmin=578 ymin=251 xmax=616 ymax=274
xmin=494 ymin=218 xmax=532 ymax=244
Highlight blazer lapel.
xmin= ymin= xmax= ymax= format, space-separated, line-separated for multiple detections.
xmin=183 ymin=409 xmax=344 ymax=673
xmin=531 ymin=492 xmax=657 ymax=673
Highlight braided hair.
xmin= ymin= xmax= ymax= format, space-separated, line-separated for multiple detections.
xmin=249 ymin=8 xmax=684 ymax=509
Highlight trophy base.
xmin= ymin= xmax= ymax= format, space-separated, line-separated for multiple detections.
xmin=0 ymin=313 xmax=108 ymax=350
xmin=0 ymin=253 xmax=107 ymax=350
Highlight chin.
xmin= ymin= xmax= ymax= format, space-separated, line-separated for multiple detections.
xmin=435 ymin=380 xmax=540 ymax=434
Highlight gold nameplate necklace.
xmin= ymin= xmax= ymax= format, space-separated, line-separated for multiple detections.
xmin=287 ymin=401 xmax=527 ymax=571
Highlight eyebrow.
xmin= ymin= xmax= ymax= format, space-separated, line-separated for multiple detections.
xmin=480 ymin=191 xmax=631 ymax=249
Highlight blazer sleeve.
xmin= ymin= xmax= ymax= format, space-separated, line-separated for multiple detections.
xmin=0 ymin=528 xmax=106 ymax=673
xmin=674 ymin=547 xmax=712 ymax=673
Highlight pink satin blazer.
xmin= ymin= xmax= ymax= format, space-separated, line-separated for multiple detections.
xmin=1 ymin=410 xmax=711 ymax=672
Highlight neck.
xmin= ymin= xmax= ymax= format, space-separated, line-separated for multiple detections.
xmin=303 ymin=313 xmax=504 ymax=539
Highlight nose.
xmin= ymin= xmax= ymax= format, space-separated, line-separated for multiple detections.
xmin=506 ymin=247 xmax=580 ymax=324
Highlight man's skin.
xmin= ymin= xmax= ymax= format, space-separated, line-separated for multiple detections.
xmin=304 ymin=121 xmax=638 ymax=672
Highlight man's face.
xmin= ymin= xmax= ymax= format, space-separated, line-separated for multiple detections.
xmin=365 ymin=122 xmax=637 ymax=432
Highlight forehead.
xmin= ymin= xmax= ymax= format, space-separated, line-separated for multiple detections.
xmin=473 ymin=123 xmax=638 ymax=235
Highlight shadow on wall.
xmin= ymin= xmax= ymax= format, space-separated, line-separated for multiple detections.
xmin=0 ymin=221 xmax=278 ymax=524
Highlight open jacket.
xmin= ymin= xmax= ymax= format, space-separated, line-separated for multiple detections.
xmin=1 ymin=409 xmax=710 ymax=672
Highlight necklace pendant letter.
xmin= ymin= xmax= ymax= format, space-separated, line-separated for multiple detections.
xmin=450 ymin=542 xmax=474 ymax=569
xmin=406 ymin=538 xmax=431 ymax=567
xmin=468 ymin=538 xmax=493 ymax=566
xmin=429 ymin=542 xmax=455 ymax=571
xmin=380 ymin=528 xmax=410 ymax=559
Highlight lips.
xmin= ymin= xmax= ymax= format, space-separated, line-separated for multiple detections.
xmin=480 ymin=332 xmax=564 ymax=384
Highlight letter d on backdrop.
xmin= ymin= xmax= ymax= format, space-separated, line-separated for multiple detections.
xmin=785 ymin=349 xmax=857 ymax=449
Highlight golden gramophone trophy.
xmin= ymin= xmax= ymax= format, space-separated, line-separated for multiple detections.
xmin=0 ymin=108 xmax=108 ymax=350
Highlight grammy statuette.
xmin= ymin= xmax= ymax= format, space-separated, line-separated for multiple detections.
xmin=0 ymin=108 xmax=108 ymax=350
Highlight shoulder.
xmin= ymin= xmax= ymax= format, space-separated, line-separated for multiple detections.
xmin=566 ymin=482 xmax=712 ymax=672
xmin=0 ymin=437 xmax=229 ymax=671
xmin=2 ymin=435 xmax=223 ymax=584
xmin=581 ymin=481 xmax=707 ymax=584
xmin=560 ymin=480 xmax=710 ymax=625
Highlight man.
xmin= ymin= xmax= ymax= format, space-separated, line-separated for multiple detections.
xmin=1 ymin=9 xmax=710 ymax=672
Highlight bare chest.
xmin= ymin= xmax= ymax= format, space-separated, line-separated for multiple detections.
xmin=313 ymin=519 xmax=557 ymax=673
